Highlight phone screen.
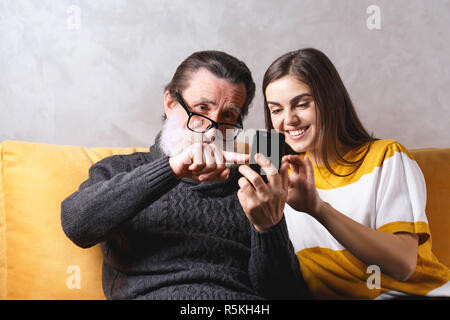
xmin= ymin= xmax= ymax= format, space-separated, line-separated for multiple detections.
xmin=249 ymin=130 xmax=285 ymax=182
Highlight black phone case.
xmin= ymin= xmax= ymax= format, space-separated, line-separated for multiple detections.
xmin=249 ymin=130 xmax=285 ymax=183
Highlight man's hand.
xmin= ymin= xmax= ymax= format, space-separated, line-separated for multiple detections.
xmin=237 ymin=153 xmax=289 ymax=232
xmin=169 ymin=142 xmax=249 ymax=182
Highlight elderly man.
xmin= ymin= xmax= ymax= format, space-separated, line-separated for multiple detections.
xmin=61 ymin=51 xmax=309 ymax=300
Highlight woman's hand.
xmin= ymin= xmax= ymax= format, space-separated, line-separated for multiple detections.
xmin=237 ymin=153 xmax=289 ymax=232
xmin=285 ymin=154 xmax=420 ymax=281
xmin=283 ymin=154 xmax=323 ymax=218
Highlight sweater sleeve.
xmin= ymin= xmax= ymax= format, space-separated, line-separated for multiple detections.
xmin=374 ymin=142 xmax=430 ymax=244
xmin=248 ymin=216 xmax=311 ymax=299
xmin=61 ymin=154 xmax=179 ymax=248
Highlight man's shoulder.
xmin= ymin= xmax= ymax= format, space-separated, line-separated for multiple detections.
xmin=91 ymin=151 xmax=152 ymax=174
xmin=96 ymin=151 xmax=150 ymax=165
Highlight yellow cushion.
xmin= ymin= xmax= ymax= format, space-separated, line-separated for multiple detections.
xmin=0 ymin=143 xmax=6 ymax=299
xmin=410 ymin=148 xmax=450 ymax=268
xmin=0 ymin=140 xmax=447 ymax=299
xmin=0 ymin=140 xmax=148 ymax=299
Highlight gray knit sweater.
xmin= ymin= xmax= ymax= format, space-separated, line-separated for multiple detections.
xmin=61 ymin=133 xmax=310 ymax=300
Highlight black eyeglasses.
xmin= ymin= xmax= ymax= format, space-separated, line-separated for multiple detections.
xmin=175 ymin=92 xmax=243 ymax=141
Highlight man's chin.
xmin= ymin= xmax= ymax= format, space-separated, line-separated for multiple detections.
xmin=159 ymin=138 xmax=190 ymax=157
xmin=159 ymin=121 xmax=229 ymax=157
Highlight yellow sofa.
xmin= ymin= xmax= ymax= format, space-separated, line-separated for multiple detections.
xmin=0 ymin=140 xmax=449 ymax=300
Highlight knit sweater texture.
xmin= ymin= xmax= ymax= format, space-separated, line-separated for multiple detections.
xmin=61 ymin=133 xmax=309 ymax=300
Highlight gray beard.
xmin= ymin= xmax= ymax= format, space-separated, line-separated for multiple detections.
xmin=159 ymin=115 xmax=214 ymax=157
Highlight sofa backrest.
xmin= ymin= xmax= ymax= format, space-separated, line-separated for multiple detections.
xmin=0 ymin=141 xmax=448 ymax=299
xmin=0 ymin=141 xmax=148 ymax=299
xmin=410 ymin=148 xmax=450 ymax=268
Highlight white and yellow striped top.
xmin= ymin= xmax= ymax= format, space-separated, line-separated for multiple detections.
xmin=285 ymin=139 xmax=450 ymax=299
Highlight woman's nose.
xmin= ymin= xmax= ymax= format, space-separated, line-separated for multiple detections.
xmin=284 ymin=109 xmax=299 ymax=126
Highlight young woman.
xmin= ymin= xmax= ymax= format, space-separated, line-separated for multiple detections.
xmin=238 ymin=48 xmax=450 ymax=299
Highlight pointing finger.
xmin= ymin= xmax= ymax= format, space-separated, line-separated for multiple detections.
xmin=223 ymin=150 xmax=250 ymax=166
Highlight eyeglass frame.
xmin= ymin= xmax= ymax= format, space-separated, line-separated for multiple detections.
xmin=174 ymin=92 xmax=244 ymax=140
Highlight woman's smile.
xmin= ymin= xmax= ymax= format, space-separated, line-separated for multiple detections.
xmin=265 ymin=75 xmax=318 ymax=156
xmin=286 ymin=125 xmax=310 ymax=140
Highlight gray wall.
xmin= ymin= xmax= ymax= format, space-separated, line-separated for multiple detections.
xmin=1 ymin=0 xmax=449 ymax=149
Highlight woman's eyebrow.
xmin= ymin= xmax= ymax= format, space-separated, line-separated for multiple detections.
xmin=267 ymin=93 xmax=312 ymax=107
xmin=289 ymin=93 xmax=312 ymax=105
xmin=267 ymin=101 xmax=282 ymax=107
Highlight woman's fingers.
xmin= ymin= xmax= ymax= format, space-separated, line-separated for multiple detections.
xmin=284 ymin=155 xmax=300 ymax=175
xmin=285 ymin=154 xmax=305 ymax=167
xmin=279 ymin=160 xmax=289 ymax=191
xmin=303 ymin=155 xmax=316 ymax=184
xmin=285 ymin=155 xmax=311 ymax=176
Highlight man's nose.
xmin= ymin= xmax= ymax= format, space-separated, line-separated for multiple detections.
xmin=204 ymin=127 xmax=216 ymax=142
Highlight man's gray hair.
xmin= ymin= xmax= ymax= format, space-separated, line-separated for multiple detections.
xmin=162 ymin=50 xmax=255 ymax=122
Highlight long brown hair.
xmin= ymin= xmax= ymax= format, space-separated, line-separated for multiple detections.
xmin=262 ymin=48 xmax=377 ymax=177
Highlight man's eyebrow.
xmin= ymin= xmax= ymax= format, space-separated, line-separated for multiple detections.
xmin=225 ymin=105 xmax=242 ymax=114
xmin=193 ymin=97 xmax=216 ymax=105
xmin=193 ymin=98 xmax=241 ymax=114
xmin=267 ymin=93 xmax=312 ymax=107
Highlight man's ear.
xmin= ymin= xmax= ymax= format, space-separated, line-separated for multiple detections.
xmin=163 ymin=91 xmax=177 ymax=119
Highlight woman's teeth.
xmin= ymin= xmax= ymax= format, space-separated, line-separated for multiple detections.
xmin=288 ymin=128 xmax=307 ymax=136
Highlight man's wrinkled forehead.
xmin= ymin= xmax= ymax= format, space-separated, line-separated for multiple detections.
xmin=192 ymin=96 xmax=242 ymax=114
xmin=184 ymin=68 xmax=247 ymax=103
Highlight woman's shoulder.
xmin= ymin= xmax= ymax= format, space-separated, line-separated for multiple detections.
xmin=357 ymin=139 xmax=414 ymax=162
xmin=344 ymin=139 xmax=417 ymax=178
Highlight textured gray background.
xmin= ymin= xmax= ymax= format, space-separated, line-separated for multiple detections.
xmin=1 ymin=0 xmax=449 ymax=149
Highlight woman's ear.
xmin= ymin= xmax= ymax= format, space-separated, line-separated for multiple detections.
xmin=164 ymin=91 xmax=177 ymax=119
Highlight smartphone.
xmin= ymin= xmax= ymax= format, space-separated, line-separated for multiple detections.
xmin=249 ymin=130 xmax=285 ymax=183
